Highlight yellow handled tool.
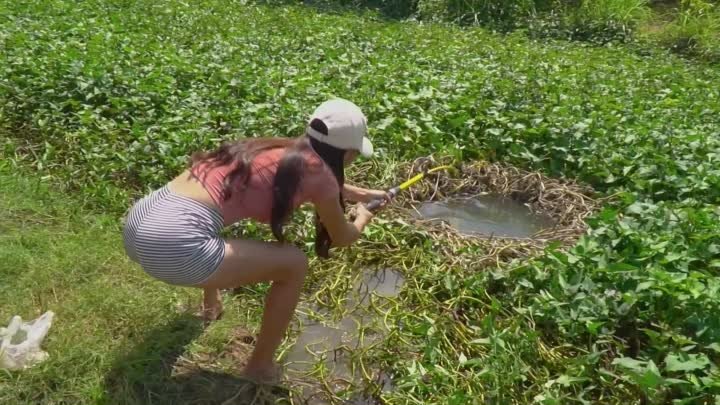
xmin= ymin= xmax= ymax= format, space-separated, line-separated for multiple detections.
xmin=365 ymin=164 xmax=454 ymax=211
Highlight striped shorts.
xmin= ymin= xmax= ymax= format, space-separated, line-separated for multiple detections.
xmin=122 ymin=185 xmax=226 ymax=286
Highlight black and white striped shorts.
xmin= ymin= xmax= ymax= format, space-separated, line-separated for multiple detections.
xmin=122 ymin=186 xmax=226 ymax=286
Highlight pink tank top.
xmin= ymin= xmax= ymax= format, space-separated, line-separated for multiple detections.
xmin=190 ymin=148 xmax=340 ymax=225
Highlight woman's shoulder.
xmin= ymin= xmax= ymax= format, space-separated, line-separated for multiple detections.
xmin=301 ymin=152 xmax=339 ymax=201
xmin=301 ymin=148 xmax=323 ymax=169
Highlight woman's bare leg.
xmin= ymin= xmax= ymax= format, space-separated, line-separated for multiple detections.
xmin=198 ymin=239 xmax=308 ymax=381
xmin=202 ymin=288 xmax=223 ymax=320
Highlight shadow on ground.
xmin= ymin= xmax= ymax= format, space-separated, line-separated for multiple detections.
xmin=102 ymin=314 xmax=289 ymax=405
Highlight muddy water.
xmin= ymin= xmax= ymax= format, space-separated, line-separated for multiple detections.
xmin=284 ymin=268 xmax=405 ymax=404
xmin=416 ymin=195 xmax=553 ymax=238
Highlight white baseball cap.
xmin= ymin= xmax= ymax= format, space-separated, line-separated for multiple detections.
xmin=306 ymin=98 xmax=374 ymax=157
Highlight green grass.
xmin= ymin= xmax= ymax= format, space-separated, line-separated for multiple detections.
xmin=649 ymin=0 xmax=720 ymax=61
xmin=0 ymin=164 xmax=288 ymax=404
xmin=315 ymin=0 xmax=720 ymax=60
xmin=1 ymin=0 xmax=720 ymax=404
xmin=0 ymin=163 xmax=175 ymax=402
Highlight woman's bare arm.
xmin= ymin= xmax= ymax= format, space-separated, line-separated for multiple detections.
xmin=313 ymin=196 xmax=373 ymax=248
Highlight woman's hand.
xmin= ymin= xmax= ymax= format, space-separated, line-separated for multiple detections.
xmin=343 ymin=184 xmax=392 ymax=204
xmin=362 ymin=189 xmax=392 ymax=205
xmin=315 ymin=196 xmax=374 ymax=248
xmin=353 ymin=203 xmax=375 ymax=229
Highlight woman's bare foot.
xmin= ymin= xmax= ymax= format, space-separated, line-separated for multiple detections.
xmin=200 ymin=288 xmax=223 ymax=322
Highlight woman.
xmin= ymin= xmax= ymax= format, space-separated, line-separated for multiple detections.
xmin=122 ymin=98 xmax=388 ymax=382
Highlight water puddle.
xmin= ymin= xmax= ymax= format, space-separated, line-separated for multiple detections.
xmin=285 ymin=268 xmax=405 ymax=404
xmin=415 ymin=194 xmax=554 ymax=238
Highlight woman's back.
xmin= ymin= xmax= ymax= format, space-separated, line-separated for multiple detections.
xmin=172 ymin=147 xmax=339 ymax=226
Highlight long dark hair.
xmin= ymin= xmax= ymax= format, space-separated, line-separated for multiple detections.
xmin=190 ymin=119 xmax=345 ymax=258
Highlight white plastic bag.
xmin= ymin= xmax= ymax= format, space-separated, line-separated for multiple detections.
xmin=0 ymin=311 xmax=55 ymax=370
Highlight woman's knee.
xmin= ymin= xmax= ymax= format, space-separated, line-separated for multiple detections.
xmin=277 ymin=245 xmax=308 ymax=281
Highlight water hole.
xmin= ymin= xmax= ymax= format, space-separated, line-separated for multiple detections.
xmin=415 ymin=194 xmax=554 ymax=238
xmin=284 ymin=268 xmax=405 ymax=404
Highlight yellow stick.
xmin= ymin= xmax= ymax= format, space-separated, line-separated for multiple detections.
xmin=365 ymin=164 xmax=454 ymax=211
xmin=398 ymin=165 xmax=454 ymax=190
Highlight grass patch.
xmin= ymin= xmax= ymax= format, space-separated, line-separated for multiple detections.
xmin=650 ymin=0 xmax=720 ymax=61
xmin=0 ymin=164 xmax=289 ymax=404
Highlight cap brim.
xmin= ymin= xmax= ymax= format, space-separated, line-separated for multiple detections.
xmin=360 ymin=136 xmax=374 ymax=157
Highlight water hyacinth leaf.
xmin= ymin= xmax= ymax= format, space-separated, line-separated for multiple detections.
xmin=665 ymin=353 xmax=711 ymax=373
xmin=612 ymin=357 xmax=647 ymax=372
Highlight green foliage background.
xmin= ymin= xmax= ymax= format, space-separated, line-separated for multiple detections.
xmin=1 ymin=0 xmax=719 ymax=403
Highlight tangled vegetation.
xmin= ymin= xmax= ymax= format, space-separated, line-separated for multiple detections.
xmin=1 ymin=0 xmax=719 ymax=404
